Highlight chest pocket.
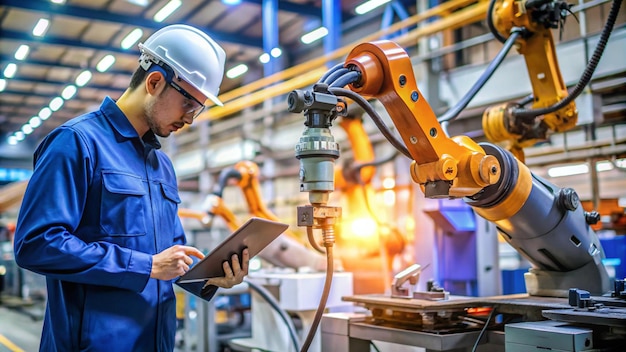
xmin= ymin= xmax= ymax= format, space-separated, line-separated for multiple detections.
xmin=100 ymin=171 xmax=147 ymax=236
xmin=158 ymin=181 xmax=181 ymax=237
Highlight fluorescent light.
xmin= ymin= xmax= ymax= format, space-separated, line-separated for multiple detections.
xmin=22 ymin=124 xmax=34 ymax=135
xmin=226 ymin=64 xmax=248 ymax=79
xmin=259 ymin=53 xmax=270 ymax=64
xmin=270 ymin=47 xmax=282 ymax=58
xmin=222 ymin=0 xmax=241 ymax=5
xmin=126 ymin=0 xmax=149 ymax=5
xmin=548 ymin=163 xmax=589 ymax=178
xmin=39 ymin=107 xmax=52 ymax=120
xmin=0 ymin=79 xmax=6 ymax=91
xmin=29 ymin=116 xmax=42 ymax=128
xmin=96 ymin=54 xmax=116 ymax=72
xmin=50 ymin=0 xmax=66 ymax=3
xmin=49 ymin=97 xmax=64 ymax=111
xmin=121 ymin=28 xmax=143 ymax=49
xmin=75 ymin=70 xmax=92 ymax=87
xmin=14 ymin=45 xmax=30 ymax=60
xmin=153 ymin=0 xmax=182 ymax=22
xmin=355 ymin=0 xmax=391 ymax=15
xmin=596 ymin=160 xmax=614 ymax=172
xmin=62 ymin=85 xmax=77 ymax=99
xmin=3 ymin=63 xmax=17 ymax=78
xmin=300 ymin=27 xmax=328 ymax=44
xmin=8 ymin=136 xmax=18 ymax=145
xmin=33 ymin=18 xmax=50 ymax=37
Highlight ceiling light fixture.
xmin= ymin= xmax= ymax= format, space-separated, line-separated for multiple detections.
xmin=50 ymin=0 xmax=66 ymax=4
xmin=226 ymin=64 xmax=248 ymax=79
xmin=39 ymin=107 xmax=52 ymax=121
xmin=22 ymin=124 xmax=34 ymax=135
xmin=75 ymin=70 xmax=92 ymax=87
xmin=3 ymin=63 xmax=17 ymax=78
xmin=126 ymin=0 xmax=149 ymax=5
xmin=121 ymin=28 xmax=144 ymax=50
xmin=14 ymin=131 xmax=25 ymax=141
xmin=300 ymin=27 xmax=328 ymax=44
xmin=49 ymin=97 xmax=64 ymax=111
xmin=61 ymin=85 xmax=77 ymax=100
xmin=259 ymin=53 xmax=270 ymax=64
xmin=154 ymin=0 xmax=182 ymax=22
xmin=29 ymin=116 xmax=42 ymax=128
xmin=355 ymin=0 xmax=392 ymax=15
xmin=33 ymin=18 xmax=50 ymax=37
xmin=547 ymin=163 xmax=589 ymax=177
xmin=8 ymin=136 xmax=18 ymax=145
xmin=222 ymin=0 xmax=242 ymax=5
xmin=270 ymin=47 xmax=282 ymax=58
xmin=14 ymin=45 xmax=30 ymax=61
xmin=96 ymin=54 xmax=116 ymax=73
xmin=0 ymin=79 xmax=6 ymax=91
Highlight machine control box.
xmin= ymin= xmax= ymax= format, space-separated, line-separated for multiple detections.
xmin=505 ymin=320 xmax=593 ymax=351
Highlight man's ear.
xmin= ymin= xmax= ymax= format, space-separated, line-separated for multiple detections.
xmin=145 ymin=71 xmax=166 ymax=96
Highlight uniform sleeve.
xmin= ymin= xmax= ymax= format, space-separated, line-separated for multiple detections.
xmin=13 ymin=126 xmax=152 ymax=292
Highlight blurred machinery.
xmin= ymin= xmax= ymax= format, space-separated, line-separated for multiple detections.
xmin=332 ymin=109 xmax=408 ymax=294
xmin=179 ymin=160 xmax=331 ymax=272
xmin=288 ymin=0 xmax=624 ymax=350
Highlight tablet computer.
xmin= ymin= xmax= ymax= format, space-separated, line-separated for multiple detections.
xmin=175 ymin=217 xmax=289 ymax=300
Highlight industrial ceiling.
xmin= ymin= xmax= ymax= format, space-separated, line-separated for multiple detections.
xmin=0 ymin=0 xmax=415 ymax=159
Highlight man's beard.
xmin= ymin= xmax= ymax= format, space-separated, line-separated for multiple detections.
xmin=144 ymin=93 xmax=170 ymax=138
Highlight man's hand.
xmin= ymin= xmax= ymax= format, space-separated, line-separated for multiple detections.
xmin=203 ymin=248 xmax=249 ymax=289
xmin=151 ymin=245 xmax=205 ymax=281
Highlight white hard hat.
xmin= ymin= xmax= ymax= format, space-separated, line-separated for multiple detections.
xmin=139 ymin=24 xmax=226 ymax=106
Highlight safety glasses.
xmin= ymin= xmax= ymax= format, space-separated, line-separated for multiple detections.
xmin=169 ymin=80 xmax=207 ymax=119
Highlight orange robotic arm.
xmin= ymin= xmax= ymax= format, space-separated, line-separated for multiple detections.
xmin=289 ymin=39 xmax=609 ymax=296
xmin=233 ymin=161 xmax=284 ymax=223
xmin=482 ymin=0 xmax=578 ymax=160
xmin=344 ymin=41 xmax=501 ymax=199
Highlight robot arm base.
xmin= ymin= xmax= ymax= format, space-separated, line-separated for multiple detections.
xmin=524 ymin=261 xmax=611 ymax=298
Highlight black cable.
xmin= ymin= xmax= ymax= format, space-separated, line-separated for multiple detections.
xmin=471 ymin=307 xmax=497 ymax=352
xmin=299 ymin=246 xmax=334 ymax=352
xmin=371 ymin=341 xmax=382 ymax=352
xmin=438 ymin=28 xmax=523 ymax=124
xmin=329 ymin=87 xmax=412 ymax=159
xmin=512 ymin=0 xmax=622 ymax=119
xmin=322 ymin=67 xmax=350 ymax=85
xmin=318 ymin=62 xmax=346 ymax=84
xmin=487 ymin=0 xmax=507 ymax=43
xmin=329 ymin=71 xmax=361 ymax=88
xmin=517 ymin=94 xmax=534 ymax=108
xmin=243 ymin=278 xmax=300 ymax=351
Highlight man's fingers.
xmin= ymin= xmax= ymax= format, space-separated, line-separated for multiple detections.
xmin=182 ymin=246 xmax=205 ymax=259
xmin=241 ymin=248 xmax=249 ymax=273
xmin=223 ymin=260 xmax=233 ymax=277
xmin=183 ymin=255 xmax=193 ymax=266
xmin=230 ymin=253 xmax=241 ymax=273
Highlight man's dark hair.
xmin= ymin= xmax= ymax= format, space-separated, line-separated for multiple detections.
xmin=129 ymin=67 xmax=148 ymax=91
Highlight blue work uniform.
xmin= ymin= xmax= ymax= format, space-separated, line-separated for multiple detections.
xmin=14 ymin=97 xmax=185 ymax=352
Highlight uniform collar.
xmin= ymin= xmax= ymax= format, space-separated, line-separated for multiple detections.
xmin=100 ymin=96 xmax=161 ymax=150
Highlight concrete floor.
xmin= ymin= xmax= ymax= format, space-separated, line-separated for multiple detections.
xmin=0 ymin=298 xmax=44 ymax=352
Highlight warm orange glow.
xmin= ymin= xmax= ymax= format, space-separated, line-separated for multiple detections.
xmin=382 ymin=177 xmax=395 ymax=189
xmin=383 ymin=189 xmax=395 ymax=206
xmin=349 ymin=217 xmax=378 ymax=239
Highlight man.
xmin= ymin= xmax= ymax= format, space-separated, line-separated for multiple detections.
xmin=13 ymin=24 xmax=249 ymax=352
